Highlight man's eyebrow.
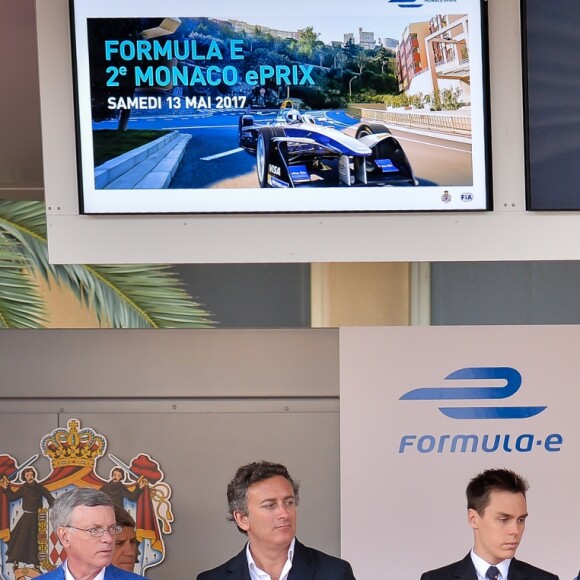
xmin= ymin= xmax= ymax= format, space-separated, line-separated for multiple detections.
xmin=259 ymin=495 xmax=294 ymax=503
xmin=496 ymin=511 xmax=528 ymax=518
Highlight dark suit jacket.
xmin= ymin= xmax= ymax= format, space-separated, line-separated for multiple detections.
xmin=196 ymin=539 xmax=356 ymax=580
xmin=420 ymin=553 xmax=559 ymax=580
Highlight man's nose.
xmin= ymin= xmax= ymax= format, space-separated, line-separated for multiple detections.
xmin=101 ymin=529 xmax=116 ymax=542
xmin=508 ymin=522 xmax=520 ymax=535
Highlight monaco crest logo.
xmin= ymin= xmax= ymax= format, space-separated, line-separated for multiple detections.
xmin=0 ymin=419 xmax=173 ymax=579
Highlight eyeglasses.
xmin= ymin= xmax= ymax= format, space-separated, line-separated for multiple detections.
xmin=65 ymin=525 xmax=123 ymax=537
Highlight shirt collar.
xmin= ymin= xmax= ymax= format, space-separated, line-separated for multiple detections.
xmin=470 ymin=549 xmax=511 ymax=580
xmin=63 ymin=559 xmax=107 ymax=580
xmin=246 ymin=537 xmax=296 ymax=579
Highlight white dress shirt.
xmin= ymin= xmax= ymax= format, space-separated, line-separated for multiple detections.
xmin=246 ymin=538 xmax=296 ymax=580
xmin=471 ymin=549 xmax=511 ymax=580
xmin=63 ymin=559 xmax=106 ymax=580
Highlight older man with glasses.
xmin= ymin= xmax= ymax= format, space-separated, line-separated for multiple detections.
xmin=37 ymin=487 xmax=143 ymax=580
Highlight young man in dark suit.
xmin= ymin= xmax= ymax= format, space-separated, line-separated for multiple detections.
xmin=421 ymin=468 xmax=558 ymax=580
xmin=197 ymin=460 xmax=356 ymax=580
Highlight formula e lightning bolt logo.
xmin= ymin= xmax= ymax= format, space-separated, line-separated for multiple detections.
xmin=399 ymin=367 xmax=547 ymax=419
xmin=388 ymin=0 xmax=423 ymax=7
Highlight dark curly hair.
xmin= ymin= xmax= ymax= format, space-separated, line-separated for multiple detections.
xmin=226 ymin=461 xmax=300 ymax=534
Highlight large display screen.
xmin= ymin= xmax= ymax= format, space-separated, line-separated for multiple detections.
xmin=70 ymin=0 xmax=491 ymax=214
xmin=522 ymin=0 xmax=580 ymax=210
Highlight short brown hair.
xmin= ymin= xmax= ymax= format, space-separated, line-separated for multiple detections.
xmin=467 ymin=468 xmax=528 ymax=515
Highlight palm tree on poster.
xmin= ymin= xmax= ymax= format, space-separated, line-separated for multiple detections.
xmin=0 ymin=201 xmax=214 ymax=328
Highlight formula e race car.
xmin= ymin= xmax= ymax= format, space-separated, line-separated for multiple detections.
xmin=238 ymin=108 xmax=418 ymax=188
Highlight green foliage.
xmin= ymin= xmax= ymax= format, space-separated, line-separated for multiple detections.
xmin=341 ymin=38 xmax=359 ymax=60
xmin=382 ymin=93 xmax=412 ymax=108
xmin=409 ymin=92 xmax=426 ymax=109
xmin=166 ymin=24 xmax=404 ymax=107
xmin=297 ymin=27 xmax=320 ymax=58
xmin=291 ymin=85 xmax=346 ymax=109
xmin=354 ymin=89 xmax=385 ymax=104
xmin=0 ymin=201 xmax=214 ymax=329
xmin=431 ymin=89 xmax=442 ymax=111
xmin=380 ymin=87 xmax=463 ymax=111
xmin=441 ymin=87 xmax=462 ymax=110
xmin=429 ymin=87 xmax=462 ymax=111
xmin=0 ymin=242 xmax=47 ymax=329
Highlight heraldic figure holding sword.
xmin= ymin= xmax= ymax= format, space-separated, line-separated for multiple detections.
xmin=0 ymin=455 xmax=55 ymax=577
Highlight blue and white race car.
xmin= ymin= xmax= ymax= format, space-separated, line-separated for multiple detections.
xmin=238 ymin=108 xmax=418 ymax=188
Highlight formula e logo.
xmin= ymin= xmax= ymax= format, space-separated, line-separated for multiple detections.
xmin=399 ymin=367 xmax=547 ymax=419
xmin=388 ymin=0 xmax=457 ymax=6
xmin=388 ymin=0 xmax=422 ymax=7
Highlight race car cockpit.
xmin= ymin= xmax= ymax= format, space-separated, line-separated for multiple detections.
xmin=283 ymin=108 xmax=316 ymax=125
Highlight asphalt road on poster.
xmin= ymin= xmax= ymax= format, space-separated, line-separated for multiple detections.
xmin=93 ymin=108 xmax=472 ymax=189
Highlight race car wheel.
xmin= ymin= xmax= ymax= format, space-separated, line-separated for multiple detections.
xmin=355 ymin=122 xmax=392 ymax=138
xmin=256 ymin=127 xmax=285 ymax=187
xmin=355 ymin=123 xmax=394 ymax=174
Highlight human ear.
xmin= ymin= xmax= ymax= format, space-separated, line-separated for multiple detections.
xmin=57 ymin=527 xmax=72 ymax=549
xmin=233 ymin=511 xmax=249 ymax=532
xmin=467 ymin=508 xmax=479 ymax=530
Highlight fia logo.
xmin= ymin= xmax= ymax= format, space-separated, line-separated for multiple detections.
xmin=399 ymin=367 xmax=547 ymax=419
xmin=461 ymin=193 xmax=474 ymax=202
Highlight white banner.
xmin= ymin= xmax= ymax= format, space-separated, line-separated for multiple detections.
xmin=340 ymin=326 xmax=577 ymax=579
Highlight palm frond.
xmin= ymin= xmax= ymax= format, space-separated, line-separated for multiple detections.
xmin=0 ymin=201 xmax=214 ymax=328
xmin=0 ymin=201 xmax=52 ymax=279
xmin=0 ymin=236 xmax=47 ymax=328
xmin=56 ymin=263 xmax=214 ymax=328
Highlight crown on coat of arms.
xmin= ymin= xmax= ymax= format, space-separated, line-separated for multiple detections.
xmin=40 ymin=419 xmax=106 ymax=468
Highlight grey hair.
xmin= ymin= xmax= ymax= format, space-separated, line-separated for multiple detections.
xmin=51 ymin=488 xmax=114 ymax=529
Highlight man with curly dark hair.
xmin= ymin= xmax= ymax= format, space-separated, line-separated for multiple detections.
xmin=197 ymin=460 xmax=356 ymax=580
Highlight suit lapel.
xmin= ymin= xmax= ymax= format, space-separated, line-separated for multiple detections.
xmin=288 ymin=540 xmax=316 ymax=580
xmin=506 ymin=559 xmax=530 ymax=580
xmin=227 ymin=546 xmax=252 ymax=580
xmin=456 ymin=553 xmax=479 ymax=580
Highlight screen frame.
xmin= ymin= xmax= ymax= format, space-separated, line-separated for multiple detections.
xmin=67 ymin=0 xmax=493 ymax=215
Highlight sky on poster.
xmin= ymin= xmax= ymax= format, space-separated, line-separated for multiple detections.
xmin=85 ymin=0 xmax=478 ymax=46
xmin=183 ymin=0 xmax=475 ymax=45
xmin=212 ymin=14 xmax=412 ymax=45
